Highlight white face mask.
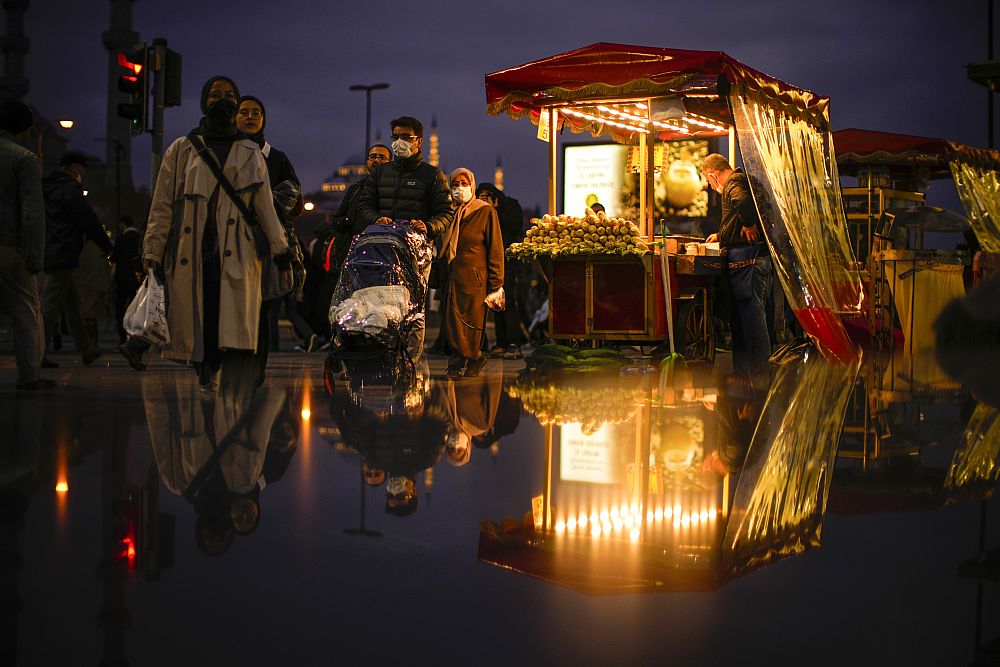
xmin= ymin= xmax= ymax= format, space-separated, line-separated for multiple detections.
xmin=386 ymin=476 xmax=410 ymax=495
xmin=391 ymin=138 xmax=413 ymax=158
xmin=451 ymin=185 xmax=473 ymax=204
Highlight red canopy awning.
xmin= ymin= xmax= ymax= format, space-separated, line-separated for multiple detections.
xmin=834 ymin=127 xmax=1000 ymax=178
xmin=485 ymin=42 xmax=830 ymax=133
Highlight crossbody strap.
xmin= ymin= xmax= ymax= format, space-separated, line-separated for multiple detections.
xmin=187 ymin=132 xmax=261 ymax=231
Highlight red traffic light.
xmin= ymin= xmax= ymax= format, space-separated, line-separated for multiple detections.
xmin=117 ymin=50 xmax=143 ymax=75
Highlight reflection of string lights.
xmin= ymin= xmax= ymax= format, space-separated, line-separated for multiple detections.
xmin=553 ymin=502 xmax=718 ymax=539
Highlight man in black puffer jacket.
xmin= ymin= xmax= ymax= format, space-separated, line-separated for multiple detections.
xmin=357 ymin=116 xmax=453 ymax=359
xmin=41 ymin=151 xmax=112 ymax=365
xmin=357 ymin=116 xmax=453 ymax=239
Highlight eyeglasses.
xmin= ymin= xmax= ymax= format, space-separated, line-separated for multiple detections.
xmin=208 ymin=90 xmax=237 ymax=100
xmin=367 ymin=153 xmax=390 ymax=162
xmin=237 ymin=109 xmax=262 ymax=118
xmin=390 ymin=134 xmax=418 ymax=141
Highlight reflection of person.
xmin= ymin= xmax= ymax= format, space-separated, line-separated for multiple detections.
xmin=327 ymin=359 xmax=446 ymax=518
xmin=428 ymin=363 xmax=503 ymax=467
xmin=439 ymin=168 xmax=504 ymax=379
xmin=702 ymin=375 xmax=766 ymax=476
xmin=141 ymin=76 xmax=291 ymax=392
xmin=702 ymin=154 xmax=772 ymax=378
xmin=143 ymin=358 xmax=292 ymax=555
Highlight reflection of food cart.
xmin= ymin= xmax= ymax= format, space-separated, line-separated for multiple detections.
xmin=481 ymin=352 xmax=857 ymax=592
xmin=486 ymin=43 xmax=864 ymax=362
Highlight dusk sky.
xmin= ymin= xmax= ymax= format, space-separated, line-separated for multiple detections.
xmin=24 ymin=0 xmax=987 ymax=211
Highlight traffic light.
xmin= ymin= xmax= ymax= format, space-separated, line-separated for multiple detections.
xmin=116 ymin=45 xmax=148 ymax=135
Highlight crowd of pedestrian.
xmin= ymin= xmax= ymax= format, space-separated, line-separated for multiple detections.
xmin=0 ymin=78 xmax=539 ymax=394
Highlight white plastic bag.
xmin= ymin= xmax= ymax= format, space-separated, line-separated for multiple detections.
xmin=124 ymin=269 xmax=170 ymax=346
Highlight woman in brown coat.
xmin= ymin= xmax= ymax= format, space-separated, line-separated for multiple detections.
xmin=441 ymin=168 xmax=504 ymax=379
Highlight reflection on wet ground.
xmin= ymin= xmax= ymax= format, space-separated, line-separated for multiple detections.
xmin=1 ymin=341 xmax=998 ymax=665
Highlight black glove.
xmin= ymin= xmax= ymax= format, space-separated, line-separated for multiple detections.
xmin=273 ymin=250 xmax=293 ymax=271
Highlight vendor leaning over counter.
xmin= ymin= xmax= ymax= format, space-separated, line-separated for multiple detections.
xmin=702 ymin=154 xmax=772 ymax=378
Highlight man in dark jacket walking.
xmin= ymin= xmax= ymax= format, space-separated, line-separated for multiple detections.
xmin=0 ymin=99 xmax=53 ymax=392
xmin=357 ymin=116 xmax=453 ymax=357
xmin=310 ymin=143 xmax=392 ymax=339
xmin=41 ymin=150 xmax=112 ymax=365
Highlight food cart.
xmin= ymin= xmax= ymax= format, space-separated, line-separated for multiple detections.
xmin=834 ymin=129 xmax=1000 ymax=363
xmin=486 ymin=43 xmax=864 ymax=363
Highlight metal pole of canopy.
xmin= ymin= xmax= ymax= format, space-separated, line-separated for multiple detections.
xmin=728 ymin=126 xmax=736 ymax=166
xmin=548 ymin=107 xmax=558 ymax=215
xmin=645 ymin=99 xmax=655 ymax=240
xmin=639 ymin=130 xmax=647 ymax=236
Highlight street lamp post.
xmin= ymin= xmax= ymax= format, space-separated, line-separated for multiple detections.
xmin=349 ymin=82 xmax=389 ymax=159
xmin=96 ymin=137 xmax=125 ymax=236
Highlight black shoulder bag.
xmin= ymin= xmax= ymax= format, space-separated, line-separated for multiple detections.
xmin=187 ymin=132 xmax=270 ymax=261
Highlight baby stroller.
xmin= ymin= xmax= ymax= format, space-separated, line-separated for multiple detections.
xmin=327 ymin=221 xmax=433 ymax=380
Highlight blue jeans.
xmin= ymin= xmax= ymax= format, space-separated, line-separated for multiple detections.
xmin=729 ymin=254 xmax=773 ymax=377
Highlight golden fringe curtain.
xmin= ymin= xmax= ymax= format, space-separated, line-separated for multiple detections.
xmin=951 ymin=160 xmax=1000 ymax=254
xmin=729 ymin=94 xmax=864 ymax=316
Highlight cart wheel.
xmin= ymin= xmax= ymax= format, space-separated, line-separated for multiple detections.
xmin=675 ymin=299 xmax=715 ymax=364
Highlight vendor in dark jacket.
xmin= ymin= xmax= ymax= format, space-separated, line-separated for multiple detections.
xmin=703 ymin=153 xmax=772 ymax=379
xmin=41 ymin=150 xmax=112 ymax=366
xmin=357 ymin=116 xmax=453 ymax=358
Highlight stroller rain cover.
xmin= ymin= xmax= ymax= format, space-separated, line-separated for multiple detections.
xmin=328 ymin=221 xmax=433 ymax=349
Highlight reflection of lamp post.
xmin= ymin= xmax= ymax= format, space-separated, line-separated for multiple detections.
xmin=348 ymin=83 xmax=389 ymax=159
xmin=344 ymin=461 xmax=383 ymax=538
xmin=95 ymin=137 xmax=125 ymax=236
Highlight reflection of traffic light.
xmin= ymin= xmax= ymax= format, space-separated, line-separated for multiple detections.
xmin=116 ymin=46 xmax=148 ymax=136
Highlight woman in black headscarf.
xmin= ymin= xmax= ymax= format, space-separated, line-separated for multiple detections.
xmin=140 ymin=76 xmax=290 ymax=391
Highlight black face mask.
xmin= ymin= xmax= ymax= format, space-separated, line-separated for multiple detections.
xmin=207 ymin=98 xmax=238 ymax=126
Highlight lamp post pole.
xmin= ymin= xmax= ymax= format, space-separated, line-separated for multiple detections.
xmin=96 ymin=137 xmax=125 ymax=236
xmin=349 ymin=83 xmax=389 ymax=159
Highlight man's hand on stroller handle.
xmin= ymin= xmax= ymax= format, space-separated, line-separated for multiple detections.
xmin=407 ymin=219 xmax=427 ymax=235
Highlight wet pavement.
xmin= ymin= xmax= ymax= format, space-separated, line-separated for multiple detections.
xmin=0 ymin=342 xmax=998 ymax=666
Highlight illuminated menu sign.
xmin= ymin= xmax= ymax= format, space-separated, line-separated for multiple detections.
xmin=562 ymin=144 xmax=627 ymax=218
xmin=560 ymin=423 xmax=618 ymax=484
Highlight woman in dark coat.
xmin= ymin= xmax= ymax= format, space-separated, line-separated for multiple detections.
xmin=441 ymin=168 xmax=504 ymax=378
xmin=236 ymin=95 xmax=317 ymax=372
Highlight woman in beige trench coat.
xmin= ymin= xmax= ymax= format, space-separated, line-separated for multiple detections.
xmin=143 ymin=76 xmax=290 ymax=389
